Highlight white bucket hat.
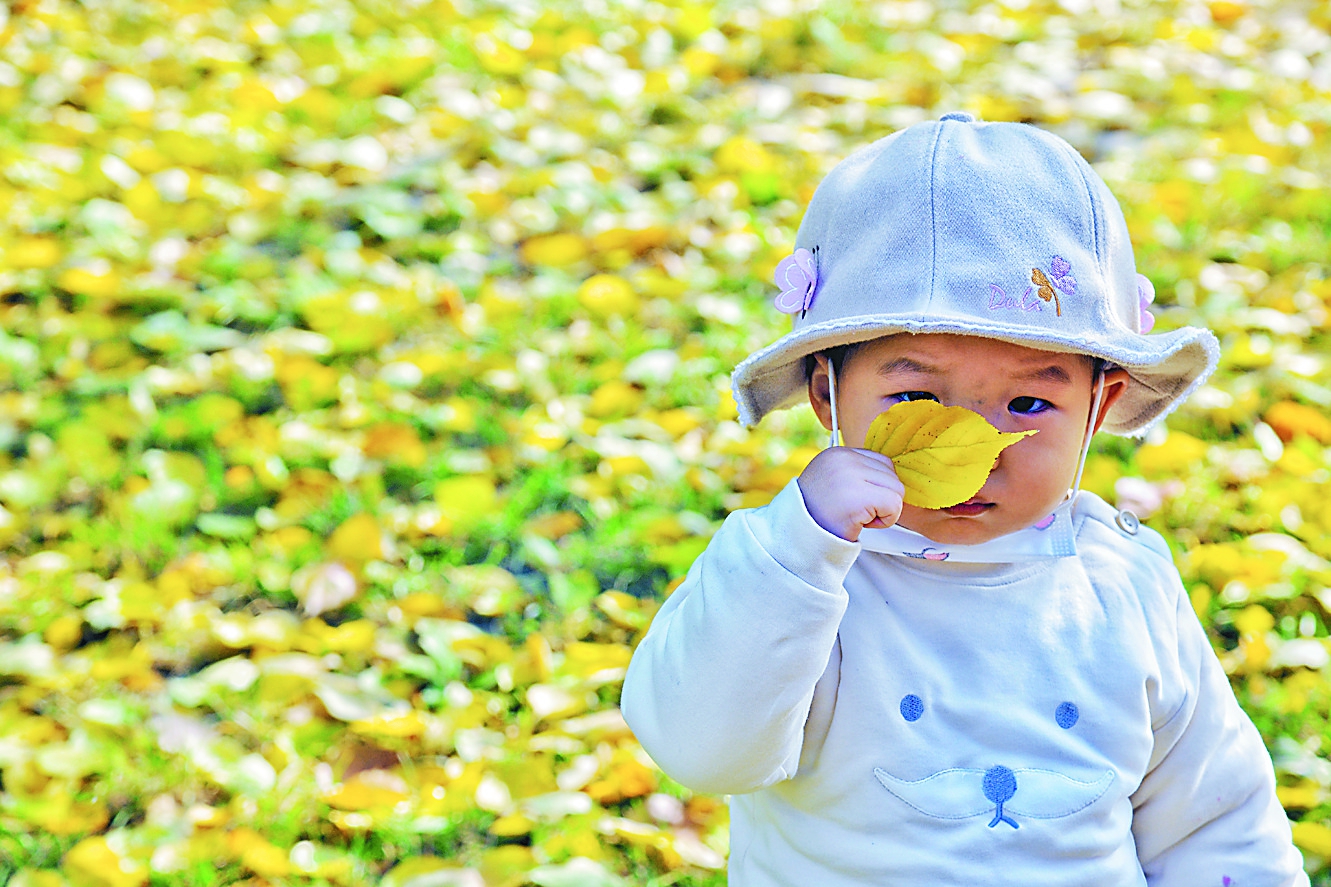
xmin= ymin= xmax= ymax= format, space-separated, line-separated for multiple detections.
xmin=731 ymin=112 xmax=1220 ymax=437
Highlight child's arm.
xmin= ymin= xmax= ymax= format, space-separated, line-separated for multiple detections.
xmin=621 ymin=475 xmax=865 ymax=795
xmin=1131 ymin=565 xmax=1308 ymax=886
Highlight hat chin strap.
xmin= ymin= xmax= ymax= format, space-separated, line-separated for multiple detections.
xmin=828 ymin=359 xmax=1106 ymax=500
xmin=828 ymin=360 xmax=842 ymax=449
xmin=1068 ymin=368 xmax=1105 ymax=502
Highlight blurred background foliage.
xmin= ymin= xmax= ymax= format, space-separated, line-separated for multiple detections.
xmin=0 ymin=0 xmax=1329 ymax=884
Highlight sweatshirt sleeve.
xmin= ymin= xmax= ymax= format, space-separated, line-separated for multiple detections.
xmin=1131 ymin=562 xmax=1308 ymax=887
xmin=621 ymin=478 xmax=860 ymax=795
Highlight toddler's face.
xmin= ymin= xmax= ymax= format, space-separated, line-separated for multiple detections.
xmin=809 ymin=334 xmax=1126 ymax=545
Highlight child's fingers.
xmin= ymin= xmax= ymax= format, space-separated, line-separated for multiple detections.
xmin=853 ymin=451 xmax=905 ymax=496
xmin=798 ymin=446 xmax=904 ymax=539
xmin=854 ymin=481 xmax=903 ymax=531
xmin=862 ymin=485 xmax=904 ymax=527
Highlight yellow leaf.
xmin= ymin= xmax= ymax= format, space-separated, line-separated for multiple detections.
xmin=527 ymin=511 xmax=583 ymax=540
xmin=22 ymin=792 xmax=108 ymax=835
xmin=229 ymin=828 xmax=291 ymax=878
xmin=588 ymin=380 xmax=643 ymax=418
xmin=490 ymin=813 xmax=534 ymax=836
xmin=577 ymin=274 xmax=638 ymax=317
xmin=864 ymin=401 xmax=1037 ymax=509
xmin=668 ymin=2 xmax=713 ymax=38
xmin=43 ymin=615 xmax=83 ymax=651
xmin=1234 ymin=604 xmax=1275 ymax=636
xmin=1292 ymin=821 xmax=1331 ymax=856
xmin=585 ymin=747 xmax=658 ymax=803
xmin=362 ymin=422 xmax=428 ymax=467
xmin=653 ymin=407 xmax=704 ymax=438
xmin=302 ymin=618 xmax=377 ymax=654
xmin=6 ymin=237 xmax=61 ymax=269
xmin=8 ymin=871 xmax=69 ymax=887
xmin=350 ymin=710 xmax=428 ymax=740
xmin=241 ymin=839 xmax=292 ymax=878
xmin=57 ymin=265 xmax=120 ymax=300
xmin=63 ymin=836 xmax=147 ymax=887
xmin=714 ymin=136 xmax=774 ymax=175
xmin=1152 ymin=181 xmax=1195 ymax=225
xmin=475 ymin=33 xmax=526 ymax=76
xmin=1277 ymin=781 xmax=1322 ymax=810
xmin=434 ymin=476 xmax=498 ymax=528
xmin=327 ymin=513 xmax=384 ymax=564
xmin=478 ymin=846 xmax=535 ymax=887
xmin=520 ymin=233 xmax=588 ymax=267
xmin=681 ymin=47 xmax=719 ymax=78
xmin=323 ymin=769 xmax=411 ymax=811
xmin=1209 ymin=0 xmax=1246 ymax=24
xmin=1265 ymin=401 xmax=1331 ymax=444
xmin=560 ymin=641 xmax=632 ymax=680
xmin=275 ymin=355 xmax=340 ymax=410
xmin=595 ymin=590 xmax=655 ymax=631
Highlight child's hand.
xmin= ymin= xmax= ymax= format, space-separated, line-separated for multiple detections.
xmin=797 ymin=447 xmax=904 ymax=542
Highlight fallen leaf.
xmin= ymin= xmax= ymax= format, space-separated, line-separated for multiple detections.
xmin=864 ymin=401 xmax=1037 ymax=509
xmin=1292 ymin=821 xmax=1331 ymax=857
xmin=327 ymin=512 xmax=385 ymax=565
xmin=322 ymin=769 xmax=412 ymax=811
xmin=1265 ymin=401 xmax=1331 ymax=444
xmin=63 ymin=836 xmax=147 ymax=887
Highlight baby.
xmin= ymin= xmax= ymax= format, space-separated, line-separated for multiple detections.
xmin=622 ymin=113 xmax=1308 ymax=886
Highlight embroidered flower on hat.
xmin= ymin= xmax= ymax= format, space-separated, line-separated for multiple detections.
xmin=1136 ymin=273 xmax=1156 ymax=333
xmin=773 ymin=246 xmax=819 ymax=316
xmin=1030 ymin=256 xmax=1076 ymax=317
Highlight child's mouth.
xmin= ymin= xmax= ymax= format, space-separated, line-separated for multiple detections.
xmin=943 ymin=499 xmax=993 ymax=517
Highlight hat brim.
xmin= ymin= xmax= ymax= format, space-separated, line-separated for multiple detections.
xmin=731 ymin=315 xmax=1220 ymax=437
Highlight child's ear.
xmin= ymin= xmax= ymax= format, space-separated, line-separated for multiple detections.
xmin=1091 ymin=368 xmax=1131 ymax=434
xmin=808 ymin=353 xmax=835 ymax=432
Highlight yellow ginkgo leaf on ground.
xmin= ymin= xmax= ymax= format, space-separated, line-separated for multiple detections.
xmin=229 ymin=828 xmax=292 ymax=879
xmin=6 ymin=237 xmax=62 ymax=269
xmin=1265 ymin=401 xmax=1331 ymax=444
xmin=8 ymin=870 xmax=70 ymax=887
xmin=520 ymin=233 xmax=588 ymax=267
xmin=327 ymin=512 xmax=384 ymax=564
xmin=322 ymin=769 xmax=412 ymax=811
xmin=434 ymin=475 xmax=498 ymax=528
xmin=864 ymin=401 xmax=1037 ymax=510
xmin=350 ymin=710 xmax=428 ymax=740
xmin=1292 ymin=821 xmax=1331 ymax=857
xmin=577 ymin=274 xmax=638 ymax=317
xmin=63 ymin=836 xmax=148 ymax=887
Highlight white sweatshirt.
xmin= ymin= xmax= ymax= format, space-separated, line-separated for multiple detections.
xmin=622 ymin=480 xmax=1308 ymax=887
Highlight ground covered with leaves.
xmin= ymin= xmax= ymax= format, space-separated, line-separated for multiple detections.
xmin=0 ymin=0 xmax=1329 ymax=883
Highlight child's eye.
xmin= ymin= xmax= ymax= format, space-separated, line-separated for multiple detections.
xmin=889 ymin=391 xmax=939 ymax=405
xmin=1009 ymin=396 xmax=1052 ymax=415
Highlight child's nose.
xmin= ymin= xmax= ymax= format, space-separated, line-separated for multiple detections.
xmin=955 ymin=400 xmax=1010 ymax=432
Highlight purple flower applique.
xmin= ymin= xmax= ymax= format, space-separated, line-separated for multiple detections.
xmin=1049 ymin=256 xmax=1077 ymax=295
xmin=1136 ymin=273 xmax=1156 ymax=333
xmin=774 ymin=246 xmax=819 ymax=316
xmin=1030 ymin=256 xmax=1076 ymax=316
